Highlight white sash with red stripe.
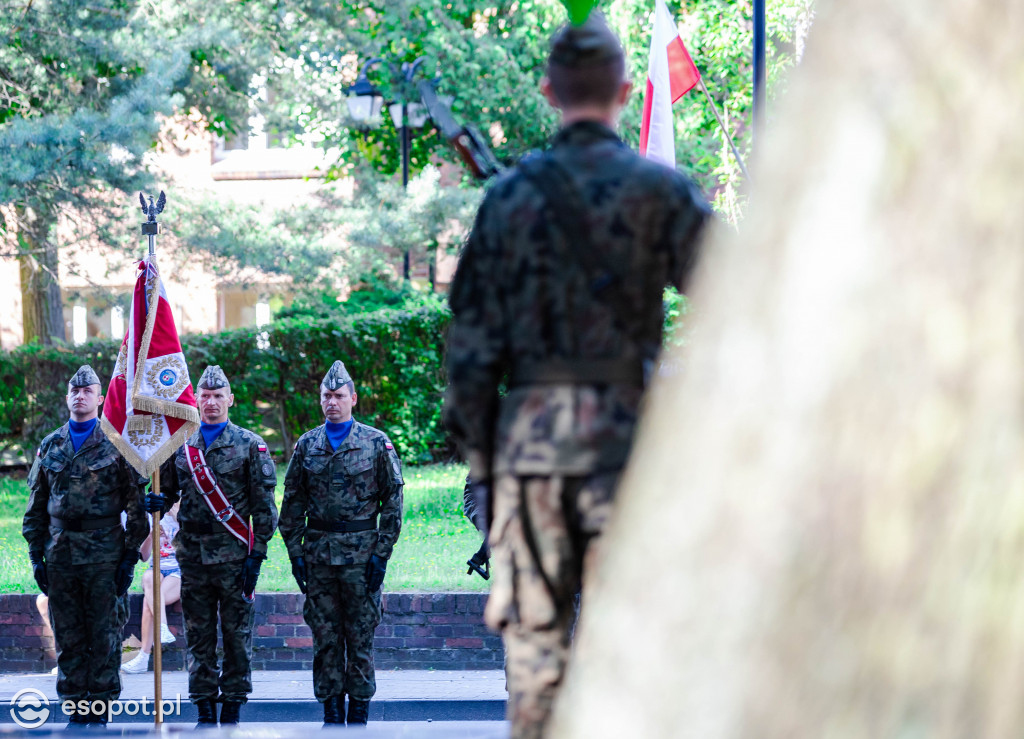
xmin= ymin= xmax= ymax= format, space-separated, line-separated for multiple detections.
xmin=185 ymin=444 xmax=254 ymax=552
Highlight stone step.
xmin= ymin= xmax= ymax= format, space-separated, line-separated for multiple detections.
xmin=0 ymin=670 xmax=507 ymax=725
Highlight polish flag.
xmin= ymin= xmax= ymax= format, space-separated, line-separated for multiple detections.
xmin=101 ymin=258 xmax=199 ymax=477
xmin=640 ymin=0 xmax=701 ymax=168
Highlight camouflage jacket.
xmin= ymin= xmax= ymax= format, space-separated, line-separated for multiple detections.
xmin=23 ymin=422 xmax=147 ymax=566
xmin=160 ymin=422 xmax=279 ymax=565
xmin=279 ymin=422 xmax=403 ymax=566
xmin=444 ymin=120 xmax=711 ymax=479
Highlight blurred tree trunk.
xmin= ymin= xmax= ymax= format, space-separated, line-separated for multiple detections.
xmin=553 ymin=0 xmax=1024 ymax=737
xmin=16 ymin=206 xmax=64 ymax=345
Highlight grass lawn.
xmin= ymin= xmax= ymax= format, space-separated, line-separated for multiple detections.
xmin=0 ymin=463 xmax=489 ymax=594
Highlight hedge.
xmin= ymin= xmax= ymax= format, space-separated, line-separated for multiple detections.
xmin=0 ymin=303 xmax=453 ymax=465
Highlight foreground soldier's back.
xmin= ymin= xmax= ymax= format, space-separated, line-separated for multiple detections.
xmin=443 ymin=12 xmax=711 ymax=739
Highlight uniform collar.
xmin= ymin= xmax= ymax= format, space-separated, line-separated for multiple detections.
xmin=551 ymin=120 xmax=624 ymax=148
xmin=311 ymin=421 xmax=363 ymax=455
xmin=206 ymin=421 xmax=234 ymax=452
xmin=62 ymin=419 xmax=104 ymax=456
xmin=189 ymin=420 xmax=235 ymax=452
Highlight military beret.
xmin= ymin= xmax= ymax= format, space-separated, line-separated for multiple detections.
xmin=68 ymin=364 xmax=101 ymax=387
xmin=197 ymin=365 xmax=230 ymax=390
xmin=548 ymin=11 xmax=624 ymax=69
xmin=321 ymin=360 xmax=353 ymax=391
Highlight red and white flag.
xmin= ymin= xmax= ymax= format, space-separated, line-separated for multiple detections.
xmin=640 ymin=0 xmax=701 ymax=168
xmin=101 ymin=258 xmax=199 ymax=476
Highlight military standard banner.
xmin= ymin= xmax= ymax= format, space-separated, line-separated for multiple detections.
xmin=101 ymin=257 xmax=199 ymax=476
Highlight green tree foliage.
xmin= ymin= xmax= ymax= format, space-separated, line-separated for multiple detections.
xmin=0 ymin=0 xmax=814 ymax=347
xmin=611 ymin=0 xmax=814 ymax=218
xmin=169 ymin=190 xmax=343 ymax=287
xmin=258 ymin=0 xmax=812 ymax=207
xmin=259 ymin=1 xmax=565 ymax=180
xmin=343 ymin=165 xmax=481 ymax=286
xmin=0 ymin=0 xmax=270 ymax=343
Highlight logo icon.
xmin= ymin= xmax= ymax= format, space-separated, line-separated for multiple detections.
xmin=159 ymin=368 xmax=178 ymax=387
xmin=10 ymin=688 xmax=50 ymax=729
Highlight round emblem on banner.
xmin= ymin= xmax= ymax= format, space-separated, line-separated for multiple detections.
xmin=147 ymin=356 xmax=189 ymax=399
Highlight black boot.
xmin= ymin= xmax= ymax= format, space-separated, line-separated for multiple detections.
xmin=346 ymin=698 xmax=369 ymax=725
xmin=82 ymin=703 xmax=108 ymax=728
xmin=66 ymin=709 xmax=90 ymax=729
xmin=219 ymin=701 xmax=242 ymax=725
xmin=195 ymin=699 xmax=217 ymax=728
xmin=322 ymin=695 xmax=344 ymax=726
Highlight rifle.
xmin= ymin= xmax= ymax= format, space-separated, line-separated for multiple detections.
xmin=417 ymin=80 xmax=503 ymax=181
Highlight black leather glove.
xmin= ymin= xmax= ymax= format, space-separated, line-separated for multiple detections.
xmin=241 ymin=554 xmax=263 ymax=599
xmin=466 ymin=541 xmax=490 ymax=580
xmin=466 ymin=480 xmax=492 ymax=538
xmin=144 ymin=492 xmax=167 ymax=514
xmin=114 ymin=550 xmax=141 ymax=596
xmin=30 ymin=552 xmax=48 ymax=595
xmin=365 ymin=554 xmax=387 ymax=592
xmin=290 ymin=556 xmax=307 ymax=595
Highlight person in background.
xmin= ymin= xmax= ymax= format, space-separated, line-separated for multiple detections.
xmin=148 ymin=365 xmax=278 ymax=726
xmin=122 ymin=502 xmax=182 ymax=673
xmin=442 ymin=13 xmax=711 ymax=738
xmin=23 ymin=365 xmax=148 ymax=725
xmin=280 ymin=360 xmax=404 ymax=726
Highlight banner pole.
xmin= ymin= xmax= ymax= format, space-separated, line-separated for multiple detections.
xmin=151 ymin=468 xmax=163 ymax=726
xmin=697 ymin=76 xmax=751 ymax=182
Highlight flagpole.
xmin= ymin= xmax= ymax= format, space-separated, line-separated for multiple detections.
xmin=696 ymin=77 xmax=751 ymax=182
xmin=141 ymin=192 xmax=165 ymax=726
xmin=151 ymin=469 xmax=163 ymax=726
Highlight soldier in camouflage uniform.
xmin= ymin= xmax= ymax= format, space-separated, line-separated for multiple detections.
xmin=148 ymin=365 xmax=278 ymax=726
xmin=23 ymin=365 xmax=148 ymax=726
xmin=279 ymin=360 xmax=404 ymax=726
xmin=443 ymin=14 xmax=711 ymax=738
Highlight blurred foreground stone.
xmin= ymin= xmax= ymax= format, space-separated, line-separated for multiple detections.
xmin=553 ymin=0 xmax=1024 ymax=736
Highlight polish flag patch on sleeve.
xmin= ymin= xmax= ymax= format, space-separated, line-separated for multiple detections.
xmin=385 ymin=442 xmax=394 ymax=450
xmin=257 ymin=443 xmax=267 ymax=453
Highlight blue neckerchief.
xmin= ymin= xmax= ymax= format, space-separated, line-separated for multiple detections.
xmin=68 ymin=418 xmax=97 ymax=453
xmin=200 ymin=421 xmax=228 ymax=448
xmin=325 ymin=420 xmax=354 ymax=451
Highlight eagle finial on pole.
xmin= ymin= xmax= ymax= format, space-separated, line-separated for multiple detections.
xmin=139 ymin=190 xmax=167 ymax=257
xmin=140 ymin=190 xmax=166 ymax=223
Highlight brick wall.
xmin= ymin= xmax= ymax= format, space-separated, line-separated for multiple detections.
xmin=0 ymin=592 xmax=502 ymax=673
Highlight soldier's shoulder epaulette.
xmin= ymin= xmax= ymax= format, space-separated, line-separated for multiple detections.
xmin=235 ymin=426 xmax=266 ymax=447
xmin=38 ymin=427 xmax=64 ymax=451
xmin=295 ymin=427 xmax=321 ymax=447
xmin=368 ymin=429 xmax=399 ymax=455
xmin=356 ymin=421 xmax=387 ymax=439
xmin=489 ymin=154 xmax=545 ymax=197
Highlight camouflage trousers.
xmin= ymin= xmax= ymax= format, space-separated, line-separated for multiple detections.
xmin=48 ymin=561 xmax=122 ymax=704
xmin=486 ymin=473 xmax=619 ymax=739
xmin=303 ymin=563 xmax=382 ymax=701
xmin=179 ymin=560 xmax=255 ymax=703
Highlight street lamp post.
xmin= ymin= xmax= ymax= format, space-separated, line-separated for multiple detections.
xmin=346 ymin=56 xmax=430 ymax=281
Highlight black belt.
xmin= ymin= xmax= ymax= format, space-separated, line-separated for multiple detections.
xmin=510 ymin=358 xmax=645 ymax=387
xmin=183 ymin=521 xmax=217 ymax=535
xmin=49 ymin=515 xmax=120 ymax=532
xmin=307 ymin=517 xmax=377 ymax=534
